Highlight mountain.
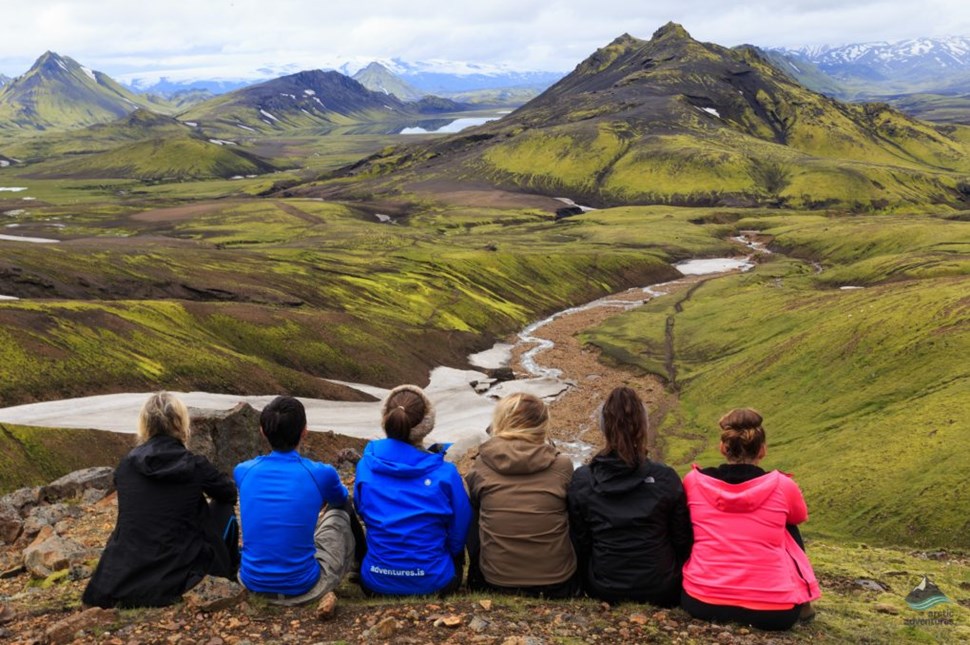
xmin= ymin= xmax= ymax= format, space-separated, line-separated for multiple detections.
xmin=770 ymin=37 xmax=970 ymax=100
xmin=352 ymin=62 xmax=426 ymax=101
xmin=0 ymin=74 xmax=10 ymax=88
xmin=180 ymin=69 xmax=432 ymax=134
xmin=311 ymin=23 xmax=970 ymax=211
xmin=0 ymin=52 xmax=153 ymax=131
xmin=7 ymin=108 xmax=276 ymax=180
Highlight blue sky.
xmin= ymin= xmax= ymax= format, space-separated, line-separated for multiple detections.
xmin=1 ymin=0 xmax=968 ymax=82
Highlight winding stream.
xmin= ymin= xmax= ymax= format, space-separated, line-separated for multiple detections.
xmin=0 ymin=239 xmax=764 ymax=461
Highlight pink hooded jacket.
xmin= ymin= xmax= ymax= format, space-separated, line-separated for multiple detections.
xmin=682 ymin=465 xmax=820 ymax=606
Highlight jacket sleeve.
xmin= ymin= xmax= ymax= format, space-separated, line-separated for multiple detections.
xmin=445 ymin=465 xmax=473 ymax=557
xmin=667 ymin=473 xmax=694 ymax=564
xmin=783 ymin=477 xmax=809 ymax=525
xmin=198 ymin=457 xmax=237 ymax=504
xmin=566 ymin=469 xmax=592 ymax=571
xmin=314 ymin=464 xmax=349 ymax=508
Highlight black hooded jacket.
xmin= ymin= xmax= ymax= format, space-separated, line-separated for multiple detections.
xmin=567 ymin=454 xmax=692 ymax=605
xmin=83 ymin=435 xmax=236 ymax=608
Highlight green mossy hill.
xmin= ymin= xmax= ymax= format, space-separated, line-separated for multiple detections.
xmin=0 ymin=52 xmax=154 ymax=131
xmin=0 ymin=423 xmax=132 ymax=492
xmin=20 ymin=132 xmax=277 ymax=180
xmin=310 ymin=23 xmax=970 ymax=211
xmin=583 ymin=212 xmax=970 ymax=548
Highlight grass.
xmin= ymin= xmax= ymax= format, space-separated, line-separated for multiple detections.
xmin=582 ymin=213 xmax=970 ymax=548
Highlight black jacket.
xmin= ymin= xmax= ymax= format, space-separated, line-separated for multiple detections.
xmin=568 ymin=454 xmax=692 ymax=605
xmin=83 ymin=435 xmax=236 ymax=608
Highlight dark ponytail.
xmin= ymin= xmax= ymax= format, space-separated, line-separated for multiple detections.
xmin=597 ymin=386 xmax=648 ymax=468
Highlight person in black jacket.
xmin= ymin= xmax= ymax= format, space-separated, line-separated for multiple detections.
xmin=83 ymin=392 xmax=239 ymax=608
xmin=567 ymin=386 xmax=692 ymax=606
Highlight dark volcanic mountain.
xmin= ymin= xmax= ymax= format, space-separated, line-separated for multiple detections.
xmin=311 ymin=23 xmax=970 ymax=210
xmin=0 ymin=52 xmax=151 ymax=130
xmin=180 ymin=69 xmax=440 ymax=133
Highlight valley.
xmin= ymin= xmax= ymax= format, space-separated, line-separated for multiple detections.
xmin=0 ymin=21 xmax=967 ymax=641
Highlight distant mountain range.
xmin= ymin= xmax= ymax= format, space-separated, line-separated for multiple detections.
xmin=768 ymin=37 xmax=970 ymax=118
xmin=311 ymin=23 xmax=970 ymax=211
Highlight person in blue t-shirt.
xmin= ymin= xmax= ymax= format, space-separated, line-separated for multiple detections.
xmin=234 ymin=396 xmax=355 ymax=606
xmin=354 ymin=384 xmax=472 ymax=596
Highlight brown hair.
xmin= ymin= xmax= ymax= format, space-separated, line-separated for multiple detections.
xmin=382 ymin=389 xmax=427 ymax=443
xmin=137 ymin=391 xmax=190 ymax=445
xmin=597 ymin=386 xmax=648 ymax=467
xmin=491 ymin=393 xmax=549 ymax=443
xmin=718 ymin=408 xmax=766 ymax=463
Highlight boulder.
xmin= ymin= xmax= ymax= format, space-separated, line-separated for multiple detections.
xmin=42 ymin=467 xmax=114 ymax=503
xmin=188 ymin=403 xmax=264 ymax=475
xmin=0 ymin=502 xmax=22 ymax=544
xmin=0 ymin=486 xmax=41 ymax=515
xmin=23 ymin=532 xmax=92 ymax=578
xmin=22 ymin=503 xmax=83 ymax=538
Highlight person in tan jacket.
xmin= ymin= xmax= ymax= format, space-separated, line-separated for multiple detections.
xmin=465 ymin=393 xmax=578 ymax=597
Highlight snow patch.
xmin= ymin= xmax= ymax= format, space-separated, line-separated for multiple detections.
xmin=698 ymin=107 xmax=721 ymax=118
xmin=236 ymin=123 xmax=257 ymax=132
xmin=183 ymin=121 xmax=198 ymax=127
xmin=81 ymin=66 xmax=96 ymax=81
xmin=208 ymin=139 xmax=237 ymax=146
xmin=259 ymin=109 xmax=279 ymax=122
xmin=0 ymin=161 xmax=8 ymax=168
xmin=0 ymin=187 xmax=27 ymax=192
xmin=0 ymin=295 xmax=19 ymax=301
xmin=3 ymin=209 xmax=26 ymax=216
xmin=0 ymin=233 xmax=59 ymax=244
xmin=304 ymin=89 xmax=316 ymax=96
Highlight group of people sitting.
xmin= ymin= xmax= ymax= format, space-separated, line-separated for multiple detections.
xmin=82 ymin=385 xmax=819 ymax=632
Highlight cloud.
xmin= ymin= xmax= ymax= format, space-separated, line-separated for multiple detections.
xmin=1 ymin=0 xmax=968 ymax=78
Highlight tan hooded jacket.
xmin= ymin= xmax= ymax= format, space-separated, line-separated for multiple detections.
xmin=465 ymin=437 xmax=576 ymax=587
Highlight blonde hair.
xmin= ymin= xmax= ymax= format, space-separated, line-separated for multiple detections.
xmin=137 ymin=392 xmax=191 ymax=445
xmin=491 ymin=393 xmax=549 ymax=443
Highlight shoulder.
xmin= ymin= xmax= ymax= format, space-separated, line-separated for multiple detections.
xmin=551 ymin=453 xmax=574 ymax=479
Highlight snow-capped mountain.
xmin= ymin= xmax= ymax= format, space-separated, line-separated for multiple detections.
xmin=776 ymin=36 xmax=970 ymax=83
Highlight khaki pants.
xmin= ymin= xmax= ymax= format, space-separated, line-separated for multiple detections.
xmin=252 ymin=508 xmax=355 ymax=606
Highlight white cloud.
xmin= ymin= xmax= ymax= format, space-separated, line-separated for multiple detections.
xmin=1 ymin=0 xmax=968 ymax=79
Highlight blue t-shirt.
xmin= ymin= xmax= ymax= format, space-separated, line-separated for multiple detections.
xmin=234 ymin=450 xmax=348 ymax=595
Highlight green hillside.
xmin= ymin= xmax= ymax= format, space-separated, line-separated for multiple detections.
xmin=305 ymin=24 xmax=970 ymax=212
xmin=0 ymin=52 xmax=154 ymax=130
xmin=582 ymin=209 xmax=970 ymax=547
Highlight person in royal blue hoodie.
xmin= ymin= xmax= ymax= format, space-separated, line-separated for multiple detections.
xmin=354 ymin=384 xmax=472 ymax=596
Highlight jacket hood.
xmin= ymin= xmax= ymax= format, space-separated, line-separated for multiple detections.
xmin=478 ymin=437 xmax=558 ymax=475
xmin=362 ymin=437 xmax=446 ymax=478
xmin=688 ymin=464 xmax=782 ymax=513
xmin=589 ymin=453 xmax=656 ymax=494
xmin=129 ymin=435 xmax=194 ymax=482
xmin=381 ymin=384 xmax=435 ymax=446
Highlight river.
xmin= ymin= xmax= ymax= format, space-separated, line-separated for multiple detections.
xmin=0 ymin=248 xmax=760 ymax=459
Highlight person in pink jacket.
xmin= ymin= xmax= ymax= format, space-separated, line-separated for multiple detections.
xmin=681 ymin=408 xmax=819 ymax=631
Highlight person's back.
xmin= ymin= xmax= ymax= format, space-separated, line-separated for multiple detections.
xmin=234 ymin=396 xmax=354 ymax=604
xmin=84 ymin=392 xmax=238 ymax=608
xmin=354 ymin=384 xmax=471 ymax=596
xmin=568 ymin=387 xmax=691 ymax=606
xmin=680 ymin=408 xmax=819 ymax=631
xmin=465 ymin=393 xmax=577 ymax=596
xmin=570 ymin=455 xmax=690 ymax=604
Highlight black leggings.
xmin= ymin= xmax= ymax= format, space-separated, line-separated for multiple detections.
xmin=681 ymin=591 xmax=803 ymax=632
xmin=205 ymin=499 xmax=240 ymax=579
